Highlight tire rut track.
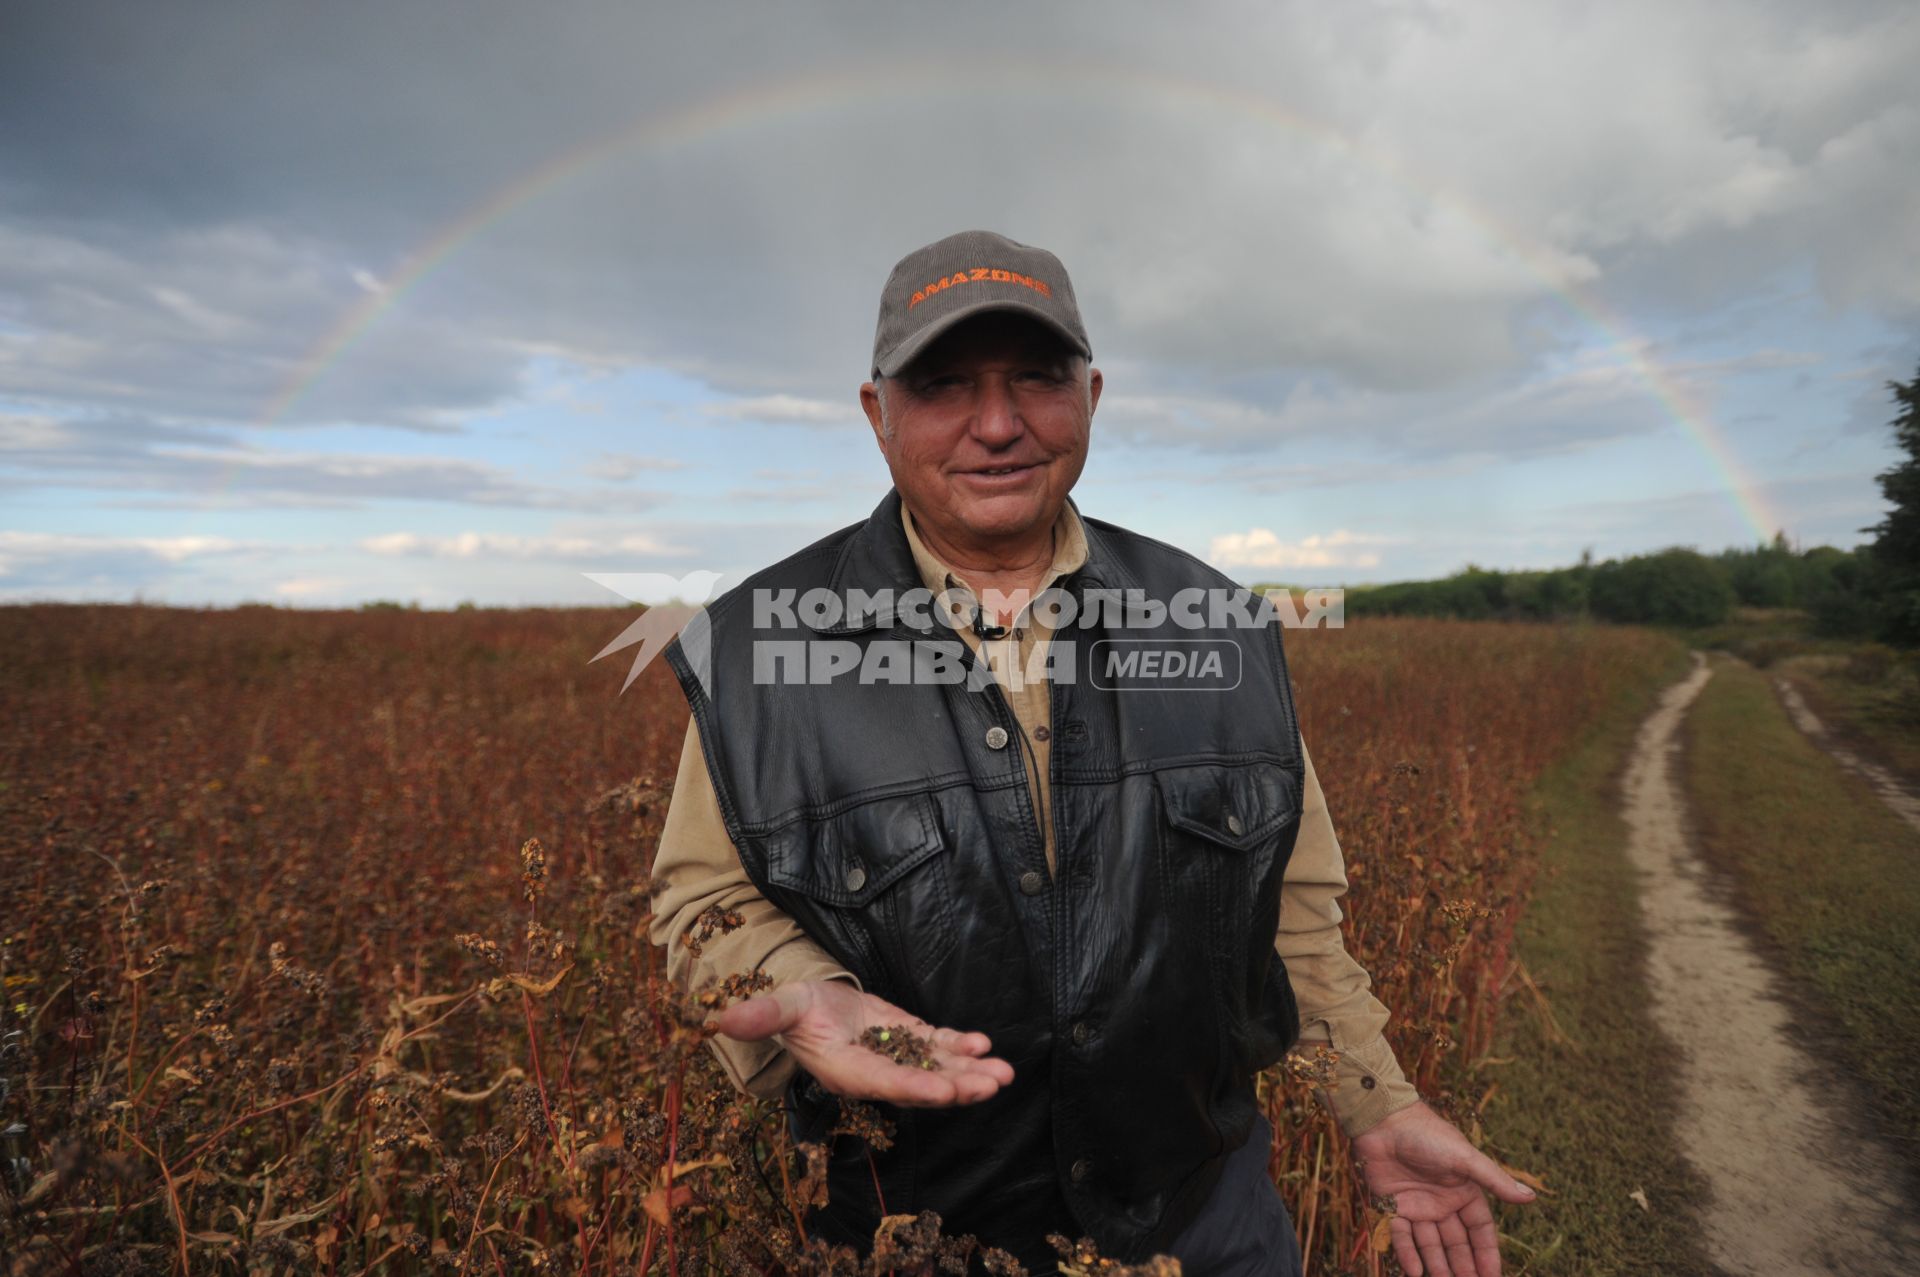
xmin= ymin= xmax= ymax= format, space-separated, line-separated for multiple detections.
xmin=1771 ymin=676 xmax=1920 ymax=836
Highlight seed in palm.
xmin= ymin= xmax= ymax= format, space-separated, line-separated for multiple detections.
xmin=855 ymin=1024 xmax=941 ymax=1070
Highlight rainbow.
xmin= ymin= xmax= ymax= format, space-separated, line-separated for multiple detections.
xmin=248 ymin=61 xmax=1783 ymax=542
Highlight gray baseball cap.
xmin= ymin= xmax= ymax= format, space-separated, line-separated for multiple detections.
xmin=870 ymin=229 xmax=1091 ymax=378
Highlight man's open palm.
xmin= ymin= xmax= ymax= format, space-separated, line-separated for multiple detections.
xmin=709 ymin=980 xmax=1015 ymax=1107
xmin=1351 ymin=1101 xmax=1536 ymax=1277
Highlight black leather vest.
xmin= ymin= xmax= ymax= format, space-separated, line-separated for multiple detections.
xmin=663 ymin=488 xmax=1304 ymax=1269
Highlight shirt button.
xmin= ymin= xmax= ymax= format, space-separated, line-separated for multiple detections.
xmin=1033 ymin=725 xmax=1052 ymax=742
xmin=985 ymin=725 xmax=1009 ymax=750
xmin=844 ymin=864 xmax=867 ymax=892
xmin=1070 ymin=1021 xmax=1091 ymax=1046
xmin=1360 ymin=1075 xmax=1377 ymax=1090
xmin=1019 ymin=870 xmax=1045 ymax=896
xmin=1070 ymin=1158 xmax=1092 ymax=1184
xmin=1226 ymin=814 xmax=1244 ymax=836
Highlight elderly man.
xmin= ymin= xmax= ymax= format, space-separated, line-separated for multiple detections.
xmin=650 ymin=230 xmax=1534 ymax=1276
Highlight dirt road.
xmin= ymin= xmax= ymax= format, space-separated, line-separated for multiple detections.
xmin=1624 ymin=655 xmax=1920 ymax=1274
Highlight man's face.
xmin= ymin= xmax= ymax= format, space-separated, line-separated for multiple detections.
xmin=859 ymin=312 xmax=1101 ymax=553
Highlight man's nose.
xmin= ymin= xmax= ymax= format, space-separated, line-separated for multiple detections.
xmin=970 ymin=376 xmax=1024 ymax=446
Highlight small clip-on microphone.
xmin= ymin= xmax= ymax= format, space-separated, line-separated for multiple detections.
xmin=972 ymin=604 xmax=1008 ymax=641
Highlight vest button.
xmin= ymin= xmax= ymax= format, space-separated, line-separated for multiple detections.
xmin=1227 ymin=814 xmax=1244 ymax=836
xmin=1070 ymin=1020 xmax=1091 ymax=1046
xmin=844 ymin=864 xmax=867 ymax=892
xmin=1019 ymin=870 xmax=1044 ymax=896
xmin=1070 ymin=1157 xmax=1092 ymax=1184
xmin=985 ymin=725 xmax=1009 ymax=750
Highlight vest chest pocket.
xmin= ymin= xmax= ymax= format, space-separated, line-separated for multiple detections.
xmin=762 ymin=791 xmax=958 ymax=999
xmin=1152 ymin=761 xmax=1301 ymax=1005
xmin=1155 ymin=760 xmax=1299 ymax=853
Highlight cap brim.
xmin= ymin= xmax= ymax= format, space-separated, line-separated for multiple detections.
xmin=873 ymin=297 xmax=1092 ymax=379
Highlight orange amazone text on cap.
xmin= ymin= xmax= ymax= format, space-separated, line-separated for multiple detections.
xmin=908 ymin=267 xmax=1054 ymax=308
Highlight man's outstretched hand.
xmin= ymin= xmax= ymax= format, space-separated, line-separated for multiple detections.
xmin=1350 ymin=1101 xmax=1537 ymax=1277
xmin=708 ymin=980 xmax=1014 ymax=1108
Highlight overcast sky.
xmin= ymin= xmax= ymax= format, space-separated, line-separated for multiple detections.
xmin=2 ymin=0 xmax=1915 ymax=606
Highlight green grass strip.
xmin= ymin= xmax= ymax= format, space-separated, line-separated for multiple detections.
xmin=1489 ymin=639 xmax=1715 ymax=1275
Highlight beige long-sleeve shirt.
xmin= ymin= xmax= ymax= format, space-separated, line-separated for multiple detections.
xmin=648 ymin=498 xmax=1420 ymax=1136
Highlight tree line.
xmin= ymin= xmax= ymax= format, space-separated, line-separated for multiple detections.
xmin=1334 ymin=359 xmax=1920 ymax=645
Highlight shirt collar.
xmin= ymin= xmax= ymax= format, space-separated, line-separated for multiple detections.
xmin=813 ymin=486 xmax=1132 ymax=635
xmin=900 ymin=497 xmax=1090 ymax=626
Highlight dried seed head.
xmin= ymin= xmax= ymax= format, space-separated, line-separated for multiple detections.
xmin=454 ymin=933 xmax=505 ymax=968
xmin=267 ymin=941 xmax=328 ymax=998
xmin=830 ymin=1099 xmax=896 ymax=1151
xmin=682 ymin=903 xmax=745 ymax=957
xmin=524 ymin=920 xmax=566 ymax=961
xmin=519 ymin=837 xmax=548 ymax=901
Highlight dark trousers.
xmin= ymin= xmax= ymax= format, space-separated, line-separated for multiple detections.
xmin=801 ymin=1111 xmax=1304 ymax=1275
xmin=1166 ymin=1114 xmax=1304 ymax=1277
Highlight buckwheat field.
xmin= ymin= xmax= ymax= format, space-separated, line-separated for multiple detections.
xmin=0 ymin=604 xmax=1675 ymax=1275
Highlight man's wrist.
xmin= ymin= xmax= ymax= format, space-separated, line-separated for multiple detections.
xmin=1335 ymin=1077 xmax=1422 ymax=1138
xmin=1291 ymin=1030 xmax=1421 ymax=1137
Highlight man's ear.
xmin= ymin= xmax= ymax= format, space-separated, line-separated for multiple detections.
xmin=859 ymin=380 xmax=890 ymax=456
xmin=1087 ymin=365 xmax=1103 ymax=417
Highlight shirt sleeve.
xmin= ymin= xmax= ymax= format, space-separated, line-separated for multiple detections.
xmin=1278 ymin=738 xmax=1422 ymax=1135
xmin=648 ymin=717 xmax=862 ymax=1100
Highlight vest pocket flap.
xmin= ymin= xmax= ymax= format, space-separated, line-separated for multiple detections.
xmin=763 ymin=791 xmax=946 ymax=907
xmin=1154 ymin=761 xmax=1298 ymax=851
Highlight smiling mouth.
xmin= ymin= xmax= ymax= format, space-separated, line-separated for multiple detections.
xmin=964 ymin=463 xmax=1040 ymax=477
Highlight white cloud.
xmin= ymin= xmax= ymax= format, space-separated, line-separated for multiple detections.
xmin=584 ymin=452 xmax=685 ymax=480
xmin=703 ymin=394 xmax=852 ymax=427
xmin=0 ymin=530 xmax=284 ymax=599
xmin=359 ymin=530 xmax=690 ymax=561
xmin=0 ymin=413 xmax=75 ymax=450
xmin=0 ymin=219 xmax=521 ymax=430
xmin=274 ymin=576 xmax=349 ymax=598
xmin=0 ymin=531 xmax=254 ymax=574
xmin=0 ymin=413 xmax=667 ymax=510
xmin=1207 ymin=528 xmax=1393 ymax=571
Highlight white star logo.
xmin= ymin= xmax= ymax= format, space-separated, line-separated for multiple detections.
xmin=583 ymin=570 xmax=727 ymax=695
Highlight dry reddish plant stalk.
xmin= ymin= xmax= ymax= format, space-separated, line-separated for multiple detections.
xmin=0 ymin=604 xmax=1674 ymax=1273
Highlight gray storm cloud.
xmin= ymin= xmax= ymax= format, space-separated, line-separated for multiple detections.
xmin=1 ymin=0 xmax=1913 ymax=442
